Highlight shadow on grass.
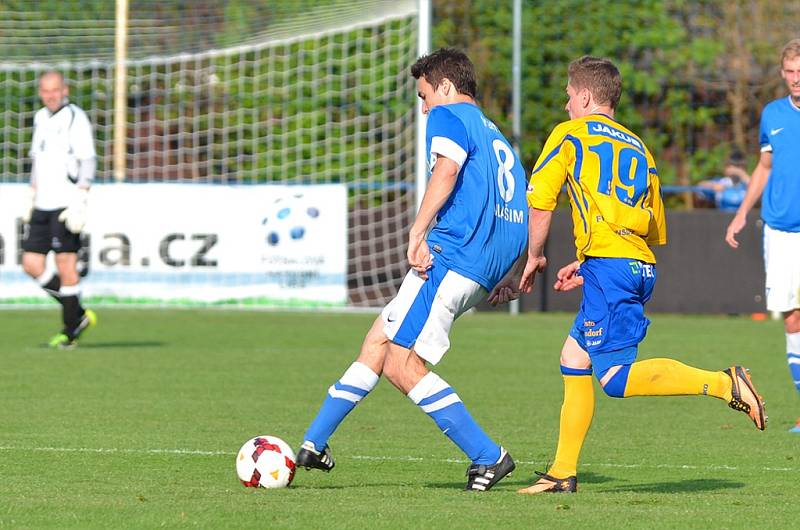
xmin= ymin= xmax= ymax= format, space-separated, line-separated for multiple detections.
xmin=74 ymin=341 xmax=166 ymax=349
xmin=425 ymin=471 xmax=614 ymax=491
xmin=604 ymin=478 xmax=745 ymax=494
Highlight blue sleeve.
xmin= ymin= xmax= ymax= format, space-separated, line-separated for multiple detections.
xmin=759 ymin=106 xmax=770 ymax=149
xmin=427 ymin=106 xmax=469 ymax=157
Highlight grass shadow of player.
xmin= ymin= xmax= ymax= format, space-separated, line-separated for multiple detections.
xmin=604 ymin=478 xmax=744 ymax=494
xmin=75 ymin=341 xmax=166 ymax=349
xmin=425 ymin=471 xmax=614 ymax=491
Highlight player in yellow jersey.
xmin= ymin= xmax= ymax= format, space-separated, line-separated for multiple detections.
xmin=499 ymin=56 xmax=767 ymax=494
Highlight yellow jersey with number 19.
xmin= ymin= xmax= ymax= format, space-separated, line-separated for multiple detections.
xmin=527 ymin=114 xmax=667 ymax=263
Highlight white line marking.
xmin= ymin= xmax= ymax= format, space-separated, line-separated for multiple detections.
xmin=0 ymin=445 xmax=232 ymax=457
xmin=0 ymin=446 xmax=796 ymax=473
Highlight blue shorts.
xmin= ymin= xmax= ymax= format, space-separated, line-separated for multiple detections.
xmin=568 ymin=257 xmax=656 ymax=378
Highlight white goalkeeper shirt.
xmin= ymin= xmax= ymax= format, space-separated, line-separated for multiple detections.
xmin=30 ymin=103 xmax=96 ymax=210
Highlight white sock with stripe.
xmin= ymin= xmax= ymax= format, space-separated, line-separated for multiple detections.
xmin=787 ymin=332 xmax=800 ymax=395
xmin=303 ymin=362 xmax=379 ymax=451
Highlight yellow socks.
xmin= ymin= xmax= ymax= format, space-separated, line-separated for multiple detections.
xmin=548 ymin=374 xmax=594 ymax=479
xmin=546 ymin=359 xmax=732 ymax=480
xmin=623 ymin=358 xmax=732 ymax=401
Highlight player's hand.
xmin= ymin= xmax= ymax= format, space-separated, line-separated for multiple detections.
xmin=518 ymin=255 xmax=547 ymax=294
xmin=21 ymin=186 xmax=35 ymax=223
xmin=487 ymin=278 xmax=520 ymax=306
xmin=407 ymin=230 xmax=433 ymax=280
xmin=725 ymin=213 xmax=746 ymax=249
xmin=553 ymin=260 xmax=583 ymax=291
xmin=58 ymin=189 xmax=88 ymax=234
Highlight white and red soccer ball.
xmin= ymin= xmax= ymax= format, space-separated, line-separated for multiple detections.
xmin=236 ymin=435 xmax=296 ymax=489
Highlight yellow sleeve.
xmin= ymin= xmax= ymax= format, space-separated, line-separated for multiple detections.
xmin=527 ymin=123 xmax=572 ymax=211
xmin=645 ymin=152 xmax=667 ymax=246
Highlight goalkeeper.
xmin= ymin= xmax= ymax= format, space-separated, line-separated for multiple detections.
xmin=21 ymin=70 xmax=97 ymax=349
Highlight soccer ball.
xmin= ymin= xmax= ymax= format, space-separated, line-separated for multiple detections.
xmin=261 ymin=193 xmax=321 ymax=247
xmin=236 ymin=435 xmax=296 ymax=489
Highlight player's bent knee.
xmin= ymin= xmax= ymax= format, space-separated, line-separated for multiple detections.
xmin=600 ymin=364 xmax=632 ymax=398
xmin=22 ymin=255 xmax=45 ymax=277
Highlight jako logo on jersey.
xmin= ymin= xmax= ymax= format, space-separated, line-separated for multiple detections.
xmin=587 ymin=121 xmax=643 ymax=150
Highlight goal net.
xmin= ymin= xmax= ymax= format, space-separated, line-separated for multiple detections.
xmin=0 ymin=0 xmax=421 ymax=308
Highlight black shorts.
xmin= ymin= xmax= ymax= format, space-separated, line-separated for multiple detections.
xmin=22 ymin=208 xmax=82 ymax=254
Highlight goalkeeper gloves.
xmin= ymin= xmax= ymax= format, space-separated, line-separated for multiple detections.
xmin=58 ymin=188 xmax=89 ymax=234
xmin=21 ymin=186 xmax=35 ymax=223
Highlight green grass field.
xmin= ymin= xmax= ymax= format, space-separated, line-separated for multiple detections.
xmin=1 ymin=308 xmax=797 ymax=529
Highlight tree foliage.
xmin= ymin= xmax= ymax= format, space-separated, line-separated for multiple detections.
xmin=433 ymin=0 xmax=800 ymax=187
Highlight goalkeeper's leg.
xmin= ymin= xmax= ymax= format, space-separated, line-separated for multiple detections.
xmin=55 ymin=252 xmax=92 ymax=343
xmin=22 ymin=251 xmax=63 ymax=304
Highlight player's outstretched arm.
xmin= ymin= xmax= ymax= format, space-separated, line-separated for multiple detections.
xmin=488 ymin=250 xmax=527 ymax=306
xmin=726 ymin=151 xmax=771 ymax=249
xmin=408 ymin=155 xmax=459 ymax=279
xmin=518 ymin=207 xmax=552 ymax=294
xmin=553 ymin=260 xmax=582 ymax=291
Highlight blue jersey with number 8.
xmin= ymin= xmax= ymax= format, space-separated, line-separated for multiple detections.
xmin=424 ymin=103 xmax=529 ymax=290
xmin=527 ymin=114 xmax=667 ymax=263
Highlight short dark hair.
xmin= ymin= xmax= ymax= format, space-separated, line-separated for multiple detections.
xmin=410 ymin=48 xmax=477 ymax=98
xmin=728 ymin=148 xmax=745 ymax=167
xmin=568 ymin=56 xmax=622 ymax=109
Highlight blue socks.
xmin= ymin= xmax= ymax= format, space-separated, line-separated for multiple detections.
xmin=788 ymin=333 xmax=800 ymax=395
xmin=407 ymin=372 xmax=500 ymax=465
xmin=304 ymin=364 xmax=501 ymax=465
xmin=303 ymin=362 xmax=379 ymax=451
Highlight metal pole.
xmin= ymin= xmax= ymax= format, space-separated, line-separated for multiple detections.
xmin=113 ymin=0 xmax=128 ymax=182
xmin=510 ymin=0 xmax=521 ymax=315
xmin=415 ymin=0 xmax=431 ymax=213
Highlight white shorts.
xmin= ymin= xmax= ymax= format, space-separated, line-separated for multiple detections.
xmin=381 ymin=265 xmax=486 ymax=365
xmin=763 ymin=224 xmax=800 ymax=312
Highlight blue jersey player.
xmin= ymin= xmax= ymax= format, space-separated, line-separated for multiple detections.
xmin=726 ymin=39 xmax=800 ymax=432
xmin=294 ymin=48 xmax=528 ymax=491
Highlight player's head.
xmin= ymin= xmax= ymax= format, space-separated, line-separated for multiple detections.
xmin=38 ymin=71 xmax=69 ymax=113
xmin=565 ymin=56 xmax=621 ymax=120
xmin=411 ymin=48 xmax=477 ymax=113
xmin=779 ymin=39 xmax=800 ymax=100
